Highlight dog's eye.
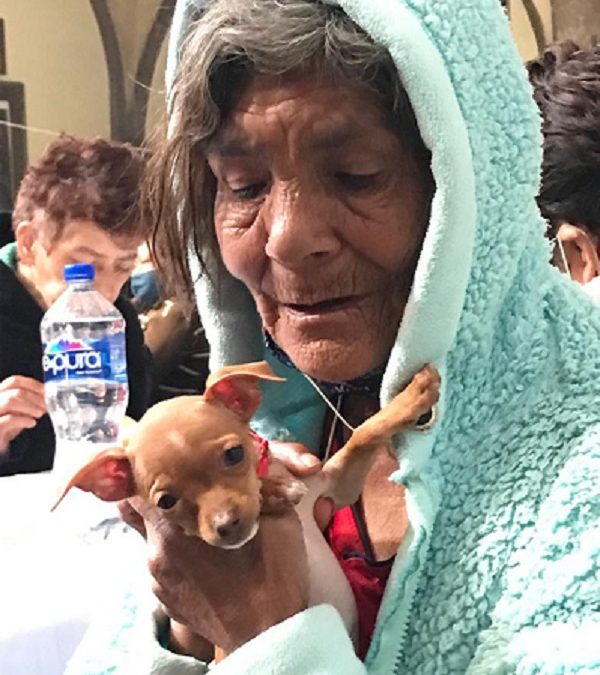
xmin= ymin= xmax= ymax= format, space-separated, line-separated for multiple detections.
xmin=224 ymin=445 xmax=245 ymax=466
xmin=156 ymin=493 xmax=178 ymax=510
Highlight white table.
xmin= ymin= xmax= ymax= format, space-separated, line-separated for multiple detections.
xmin=0 ymin=472 xmax=147 ymax=675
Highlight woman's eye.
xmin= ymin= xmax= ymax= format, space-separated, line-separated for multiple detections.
xmin=336 ymin=172 xmax=379 ymax=192
xmin=156 ymin=494 xmax=178 ymax=510
xmin=224 ymin=445 xmax=245 ymax=466
xmin=230 ymin=182 xmax=267 ymax=200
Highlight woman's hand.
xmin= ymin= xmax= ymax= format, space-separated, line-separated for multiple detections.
xmin=268 ymin=441 xmax=335 ymax=530
xmin=133 ymin=496 xmax=309 ymax=654
xmin=0 ymin=376 xmax=46 ymax=452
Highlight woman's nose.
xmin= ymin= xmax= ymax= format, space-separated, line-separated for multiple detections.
xmin=264 ymin=182 xmax=340 ymax=267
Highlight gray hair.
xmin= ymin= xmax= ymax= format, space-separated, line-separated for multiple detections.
xmin=147 ymin=0 xmax=430 ymax=306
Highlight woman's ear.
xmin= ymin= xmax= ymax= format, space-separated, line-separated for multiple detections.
xmin=554 ymin=223 xmax=600 ymax=285
xmin=14 ymin=220 xmax=37 ymax=265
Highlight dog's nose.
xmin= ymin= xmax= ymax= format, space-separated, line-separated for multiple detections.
xmin=216 ymin=517 xmax=241 ymax=539
xmin=212 ymin=509 xmax=241 ymax=539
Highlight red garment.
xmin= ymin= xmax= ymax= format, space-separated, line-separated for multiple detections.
xmin=249 ymin=430 xmax=270 ymax=477
xmin=326 ymin=503 xmax=394 ymax=660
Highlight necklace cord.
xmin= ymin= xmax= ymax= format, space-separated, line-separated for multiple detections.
xmin=302 ymin=372 xmax=356 ymax=433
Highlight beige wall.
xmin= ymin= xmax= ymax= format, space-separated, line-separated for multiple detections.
xmin=109 ymin=0 xmax=169 ymax=139
xmin=108 ymin=0 xmax=161 ymax=102
xmin=0 ymin=0 xmax=110 ymax=162
xmin=553 ymin=0 xmax=600 ymax=44
xmin=510 ymin=0 xmax=553 ymax=61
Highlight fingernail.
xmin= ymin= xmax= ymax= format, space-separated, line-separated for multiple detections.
xmin=300 ymin=453 xmax=320 ymax=467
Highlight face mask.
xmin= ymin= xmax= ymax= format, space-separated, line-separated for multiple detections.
xmin=131 ymin=269 xmax=162 ymax=311
xmin=556 ymin=237 xmax=600 ymax=304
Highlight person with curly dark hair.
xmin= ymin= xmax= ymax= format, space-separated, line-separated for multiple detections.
xmin=527 ymin=41 xmax=600 ymax=299
xmin=0 ymin=134 xmax=151 ymax=475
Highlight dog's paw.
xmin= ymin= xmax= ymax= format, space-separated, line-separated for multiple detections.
xmin=387 ymin=364 xmax=440 ymax=428
xmin=405 ymin=364 xmax=440 ymax=423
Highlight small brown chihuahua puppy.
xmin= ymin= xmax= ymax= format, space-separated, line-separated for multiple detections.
xmin=54 ymin=361 xmax=440 ymax=659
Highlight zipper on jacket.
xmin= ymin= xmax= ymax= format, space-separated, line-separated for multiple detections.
xmin=366 ymin=472 xmax=436 ymax=675
xmin=392 ymin=523 xmax=431 ymax=673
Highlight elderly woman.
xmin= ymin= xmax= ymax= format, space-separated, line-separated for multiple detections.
xmin=67 ymin=0 xmax=600 ymax=673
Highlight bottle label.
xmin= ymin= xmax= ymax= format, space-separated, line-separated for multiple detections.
xmin=42 ymin=334 xmax=128 ymax=384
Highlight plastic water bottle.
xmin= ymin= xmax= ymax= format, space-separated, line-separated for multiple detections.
xmin=40 ymin=263 xmax=129 ymax=479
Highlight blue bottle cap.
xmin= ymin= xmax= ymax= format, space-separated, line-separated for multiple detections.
xmin=64 ymin=263 xmax=95 ymax=282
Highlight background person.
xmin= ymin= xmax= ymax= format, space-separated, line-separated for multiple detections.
xmin=67 ymin=1 xmax=600 ymax=673
xmin=0 ymin=134 xmax=151 ymax=475
xmin=528 ymin=41 xmax=600 ymax=300
xmin=127 ymin=240 xmax=210 ymax=404
xmin=129 ymin=241 xmax=163 ymax=312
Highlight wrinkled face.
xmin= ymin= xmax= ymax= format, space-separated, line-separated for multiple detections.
xmin=208 ymin=74 xmax=433 ymax=382
xmin=132 ymin=399 xmax=263 ymax=549
xmin=26 ymin=218 xmax=141 ymax=307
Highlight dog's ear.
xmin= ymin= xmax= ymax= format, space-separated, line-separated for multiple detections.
xmin=204 ymin=361 xmax=285 ymax=422
xmin=51 ymin=447 xmax=136 ymax=510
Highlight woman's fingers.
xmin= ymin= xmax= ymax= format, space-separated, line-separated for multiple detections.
xmin=268 ymin=442 xmax=334 ymax=529
xmin=0 ymin=414 xmax=38 ymax=452
xmin=0 ymin=390 xmax=46 ymax=418
xmin=268 ymin=440 xmax=322 ymax=476
xmin=0 ymin=376 xmax=46 ymax=451
xmin=0 ymin=375 xmax=45 ymax=395
xmin=0 ymin=376 xmax=47 ymax=418
xmin=0 ymin=377 xmax=49 ymax=450
xmin=313 ymin=496 xmax=335 ymax=531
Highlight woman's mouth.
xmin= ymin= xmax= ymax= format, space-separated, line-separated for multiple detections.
xmin=282 ymin=295 xmax=365 ymax=316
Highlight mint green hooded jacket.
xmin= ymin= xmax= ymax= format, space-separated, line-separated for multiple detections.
xmin=65 ymin=0 xmax=600 ymax=673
